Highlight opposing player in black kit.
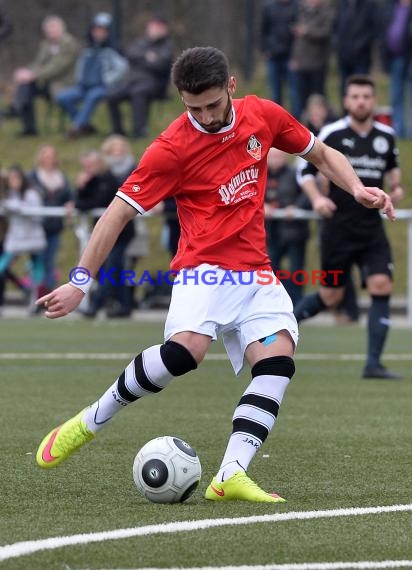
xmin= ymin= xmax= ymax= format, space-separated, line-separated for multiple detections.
xmin=295 ymin=75 xmax=404 ymax=379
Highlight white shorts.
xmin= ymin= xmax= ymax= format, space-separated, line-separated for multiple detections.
xmin=164 ymin=264 xmax=298 ymax=375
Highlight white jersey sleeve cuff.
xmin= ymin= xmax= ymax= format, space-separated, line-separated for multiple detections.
xmin=297 ymin=132 xmax=315 ymax=157
xmin=116 ymin=191 xmax=146 ymax=214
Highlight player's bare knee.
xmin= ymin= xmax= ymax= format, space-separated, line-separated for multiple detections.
xmin=367 ymin=274 xmax=393 ymax=296
xmin=251 ymin=356 xmax=295 ymax=380
xmin=169 ymin=331 xmax=210 ymax=364
xmin=160 ymin=340 xmax=198 ymax=376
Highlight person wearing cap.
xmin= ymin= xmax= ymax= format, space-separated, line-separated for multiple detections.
xmin=56 ymin=12 xmax=129 ymax=138
xmin=107 ymin=14 xmax=173 ymax=139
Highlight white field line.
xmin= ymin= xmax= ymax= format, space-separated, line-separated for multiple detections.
xmin=0 ymin=503 xmax=411 ymax=563
xmin=80 ymin=562 xmax=412 ymax=570
xmin=0 ymin=352 xmax=412 ymax=361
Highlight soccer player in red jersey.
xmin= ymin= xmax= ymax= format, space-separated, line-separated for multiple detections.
xmin=36 ymin=47 xmax=395 ymax=502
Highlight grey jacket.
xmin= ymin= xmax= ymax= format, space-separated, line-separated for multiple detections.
xmin=2 ymin=189 xmax=46 ymax=254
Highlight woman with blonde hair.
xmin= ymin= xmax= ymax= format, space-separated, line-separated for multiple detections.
xmin=28 ymin=144 xmax=74 ymax=293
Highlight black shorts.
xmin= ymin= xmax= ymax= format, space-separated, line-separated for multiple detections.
xmin=319 ymin=226 xmax=393 ymax=288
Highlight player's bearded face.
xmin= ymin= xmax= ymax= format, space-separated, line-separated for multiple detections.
xmin=344 ymin=87 xmax=375 ymax=123
xmin=182 ymin=87 xmax=233 ymax=133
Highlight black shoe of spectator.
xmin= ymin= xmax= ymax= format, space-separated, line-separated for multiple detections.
xmin=362 ymin=365 xmax=402 ymax=380
xmin=106 ymin=307 xmax=132 ymax=318
xmin=16 ymin=129 xmax=38 ymax=137
xmin=66 ymin=124 xmax=97 ymax=139
xmin=80 ymin=308 xmax=98 ymax=319
xmin=0 ymin=106 xmax=19 ymax=119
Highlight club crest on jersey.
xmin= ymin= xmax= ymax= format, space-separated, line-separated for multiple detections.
xmin=246 ymin=134 xmax=262 ymax=160
xmin=373 ymin=136 xmax=389 ymax=154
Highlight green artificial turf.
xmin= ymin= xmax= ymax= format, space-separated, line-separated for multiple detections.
xmin=0 ymin=317 xmax=411 ymax=569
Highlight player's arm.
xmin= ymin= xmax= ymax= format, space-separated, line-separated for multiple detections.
xmin=296 ymin=153 xmax=336 ymax=218
xmin=304 ymin=138 xmax=395 ymax=220
xmin=37 ymin=197 xmax=137 ymax=319
xmin=386 ymin=167 xmax=404 ymax=206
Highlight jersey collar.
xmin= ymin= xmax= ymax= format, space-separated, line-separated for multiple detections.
xmin=187 ymin=106 xmax=236 ymax=134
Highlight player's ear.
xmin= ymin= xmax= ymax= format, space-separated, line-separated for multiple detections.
xmin=228 ymin=76 xmax=236 ymax=96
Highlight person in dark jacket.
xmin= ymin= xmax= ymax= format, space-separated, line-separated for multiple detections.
xmin=0 ymin=0 xmax=11 ymax=41
xmin=334 ymin=0 xmax=378 ymax=99
xmin=260 ymin=0 xmax=300 ymax=118
xmin=107 ymin=14 xmax=173 ymax=138
xmin=380 ymin=0 xmax=412 ymax=138
xmin=264 ymin=147 xmax=311 ymax=305
xmin=75 ymin=150 xmax=135 ymax=318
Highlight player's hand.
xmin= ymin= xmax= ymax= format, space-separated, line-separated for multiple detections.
xmin=36 ymin=283 xmax=85 ymax=319
xmin=312 ymin=195 xmax=336 ymax=218
xmin=390 ymin=186 xmax=404 ymax=206
xmin=354 ymin=186 xmax=396 ymax=221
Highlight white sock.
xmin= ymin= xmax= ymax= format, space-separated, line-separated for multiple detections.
xmin=216 ymin=374 xmax=290 ymax=482
xmin=82 ymin=345 xmax=173 ymax=432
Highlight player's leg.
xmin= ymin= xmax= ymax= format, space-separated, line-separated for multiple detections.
xmin=294 ymin=284 xmax=345 ymax=322
xmin=361 ymin=234 xmax=401 ymax=379
xmin=36 ymin=333 xmax=210 ymax=468
xmin=294 ymin=233 xmax=347 ymax=322
xmin=205 ymin=330 xmax=295 ymax=503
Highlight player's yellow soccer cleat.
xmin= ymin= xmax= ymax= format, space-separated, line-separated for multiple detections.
xmin=36 ymin=409 xmax=95 ymax=468
xmin=204 ymin=470 xmax=286 ymax=503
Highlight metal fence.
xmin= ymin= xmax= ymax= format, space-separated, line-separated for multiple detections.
xmin=2 ymin=205 xmax=412 ymax=324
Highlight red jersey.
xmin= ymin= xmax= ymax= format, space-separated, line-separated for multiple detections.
xmin=117 ymin=95 xmax=314 ymax=271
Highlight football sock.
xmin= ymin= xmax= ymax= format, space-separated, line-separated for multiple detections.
xmin=294 ymin=292 xmax=326 ymax=322
xmin=216 ymin=374 xmax=290 ymax=482
xmin=83 ymin=345 xmax=173 ymax=432
xmin=366 ymin=295 xmax=390 ymax=368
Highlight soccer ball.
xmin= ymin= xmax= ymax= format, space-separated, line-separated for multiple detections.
xmin=132 ymin=436 xmax=202 ymax=504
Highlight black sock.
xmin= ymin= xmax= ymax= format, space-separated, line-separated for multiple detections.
xmin=294 ymin=292 xmax=326 ymax=322
xmin=366 ymin=295 xmax=390 ymax=368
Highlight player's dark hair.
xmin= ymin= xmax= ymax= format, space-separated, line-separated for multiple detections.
xmin=171 ymin=46 xmax=230 ymax=94
xmin=344 ymin=74 xmax=376 ymax=95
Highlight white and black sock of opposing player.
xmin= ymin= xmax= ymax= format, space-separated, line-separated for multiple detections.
xmin=83 ymin=345 xmax=173 ymax=432
xmin=216 ymin=374 xmax=290 ymax=483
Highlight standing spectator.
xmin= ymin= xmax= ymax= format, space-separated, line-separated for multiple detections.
xmin=57 ymin=13 xmax=129 ymax=138
xmin=295 ymin=75 xmax=404 ymax=379
xmin=0 ymin=0 xmax=11 ymax=42
xmin=0 ymin=165 xmax=46 ymax=313
xmin=264 ymin=148 xmax=310 ymax=306
xmin=334 ymin=0 xmax=378 ymax=99
xmin=101 ymin=134 xmax=147 ymax=315
xmin=11 ymin=15 xmax=80 ymax=136
xmin=75 ymin=150 xmax=135 ymax=318
xmin=290 ymin=0 xmax=335 ymax=117
xmin=162 ymin=197 xmax=180 ymax=258
xmin=260 ymin=0 xmax=300 ymax=118
xmin=380 ymin=0 xmax=412 ymax=138
xmin=28 ymin=145 xmax=74 ymax=294
xmin=300 ymin=93 xmax=338 ymax=135
xmin=107 ymin=14 xmax=173 ymax=139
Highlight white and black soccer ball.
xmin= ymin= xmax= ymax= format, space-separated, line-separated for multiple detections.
xmin=132 ymin=436 xmax=201 ymax=504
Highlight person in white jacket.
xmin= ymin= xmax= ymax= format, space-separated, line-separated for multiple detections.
xmin=0 ymin=165 xmax=46 ymax=313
